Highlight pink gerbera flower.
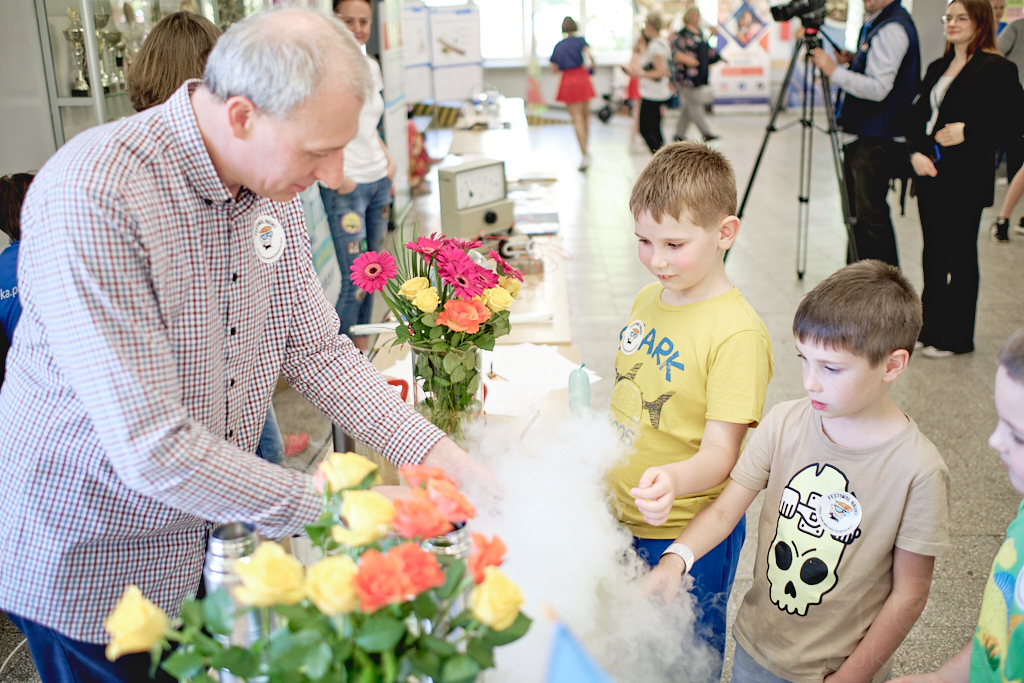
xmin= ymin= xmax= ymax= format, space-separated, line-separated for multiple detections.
xmin=437 ymin=247 xmax=487 ymax=299
xmin=487 ymin=249 xmax=525 ymax=282
xmin=444 ymin=237 xmax=483 ymax=251
xmin=350 ymin=251 xmax=397 ymax=293
xmin=405 ymin=234 xmax=445 ymax=263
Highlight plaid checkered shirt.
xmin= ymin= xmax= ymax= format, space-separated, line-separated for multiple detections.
xmin=0 ymin=81 xmax=444 ymax=643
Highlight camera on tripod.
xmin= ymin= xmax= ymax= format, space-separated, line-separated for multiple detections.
xmin=770 ymin=0 xmax=828 ymax=37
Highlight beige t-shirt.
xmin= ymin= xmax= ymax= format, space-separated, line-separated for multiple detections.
xmin=730 ymin=398 xmax=951 ymax=683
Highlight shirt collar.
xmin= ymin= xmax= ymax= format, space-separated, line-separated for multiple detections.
xmin=162 ymin=80 xmax=236 ymax=204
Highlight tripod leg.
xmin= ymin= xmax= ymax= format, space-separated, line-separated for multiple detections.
xmin=738 ymin=38 xmax=806 ymax=218
xmin=819 ymin=72 xmax=858 ymax=262
xmin=796 ymin=50 xmax=815 ymax=279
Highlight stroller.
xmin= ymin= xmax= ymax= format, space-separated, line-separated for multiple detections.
xmin=597 ymin=65 xmax=635 ymax=123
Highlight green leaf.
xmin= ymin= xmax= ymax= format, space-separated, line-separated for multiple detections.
xmin=407 ymin=651 xmax=442 ymax=679
xmin=304 ymin=642 xmax=333 ymax=680
xmin=395 ymin=324 xmax=411 ymax=342
xmin=269 ymin=627 xmax=323 ymax=669
xmin=179 ymin=598 xmax=204 ymax=630
xmin=450 ymin=609 xmax=474 ymax=629
xmin=466 ymin=373 xmax=480 ymax=396
xmin=441 ymin=655 xmax=481 ymax=683
xmin=381 ymin=649 xmax=398 ymax=683
xmin=431 ymin=342 xmax=450 ymax=352
xmin=435 ymin=560 xmax=466 ymax=600
xmin=481 ymin=612 xmax=532 ymax=646
xmin=191 ymin=672 xmax=216 ymax=683
xmin=411 ymin=593 xmax=438 ymax=619
xmin=442 ymin=351 xmax=461 ymax=374
xmin=355 ymin=613 xmax=406 ymax=652
xmin=274 ymin=604 xmax=320 ymax=631
xmin=466 ymin=638 xmax=495 ymax=669
xmin=421 ymin=312 xmax=438 ymax=327
xmin=191 ymin=630 xmax=222 ymax=657
xmin=462 ymin=351 xmax=477 ymax=370
xmin=358 ymin=662 xmax=377 ymax=683
xmin=212 ymin=646 xmax=260 ymax=678
xmin=358 ymin=470 xmax=377 ymax=490
xmin=161 ymin=649 xmax=206 ymax=679
xmin=430 ymin=324 xmax=445 ymax=340
xmin=419 ymin=634 xmax=458 ymax=657
xmin=203 ymin=588 xmax=236 ymax=636
xmin=450 ymin=365 xmax=466 ymax=383
xmin=477 ymin=336 xmax=496 ymax=351
xmin=433 ymin=376 xmax=451 ymax=387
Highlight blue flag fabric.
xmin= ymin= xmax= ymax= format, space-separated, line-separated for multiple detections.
xmin=546 ymin=622 xmax=615 ymax=683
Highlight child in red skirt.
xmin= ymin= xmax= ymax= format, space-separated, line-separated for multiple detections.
xmin=551 ymin=16 xmax=596 ymax=170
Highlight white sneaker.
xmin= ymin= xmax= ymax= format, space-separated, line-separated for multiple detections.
xmin=578 ymin=154 xmax=591 ymax=171
xmin=920 ymin=346 xmax=957 ymax=359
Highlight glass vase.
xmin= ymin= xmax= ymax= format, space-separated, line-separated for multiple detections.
xmin=410 ymin=344 xmax=484 ymax=443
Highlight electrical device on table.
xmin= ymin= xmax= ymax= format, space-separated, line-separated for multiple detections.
xmin=438 ymin=158 xmax=514 ymax=238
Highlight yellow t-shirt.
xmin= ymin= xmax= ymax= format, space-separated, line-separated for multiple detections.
xmin=607 ymin=284 xmax=774 ymax=539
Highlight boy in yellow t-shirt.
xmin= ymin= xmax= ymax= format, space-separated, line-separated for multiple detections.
xmin=607 ymin=142 xmax=774 ymax=671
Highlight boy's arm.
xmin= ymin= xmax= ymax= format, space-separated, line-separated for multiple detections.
xmin=890 ymin=642 xmax=971 ymax=683
xmin=824 ymin=548 xmax=935 ymax=683
xmin=642 ymin=479 xmax=759 ymax=603
xmin=631 ymin=419 xmax=749 ymax=526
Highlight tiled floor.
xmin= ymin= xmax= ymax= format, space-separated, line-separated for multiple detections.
xmin=2 ymin=105 xmax=1022 ymax=681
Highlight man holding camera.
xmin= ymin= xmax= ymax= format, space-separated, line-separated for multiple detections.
xmin=812 ymin=0 xmax=920 ymax=268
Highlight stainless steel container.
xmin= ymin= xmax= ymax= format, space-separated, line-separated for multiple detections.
xmin=204 ymin=522 xmax=266 ymax=683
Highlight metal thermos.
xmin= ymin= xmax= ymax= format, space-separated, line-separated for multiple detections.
xmin=204 ymin=522 xmax=266 ymax=683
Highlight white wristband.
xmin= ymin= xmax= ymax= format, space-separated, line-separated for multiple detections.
xmin=660 ymin=543 xmax=695 ymax=575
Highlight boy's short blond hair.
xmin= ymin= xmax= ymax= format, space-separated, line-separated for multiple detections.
xmin=999 ymin=329 xmax=1024 ymax=382
xmin=793 ymin=260 xmax=922 ymax=366
xmin=629 ymin=141 xmax=737 ymax=230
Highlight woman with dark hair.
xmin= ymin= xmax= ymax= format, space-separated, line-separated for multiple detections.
xmin=908 ymin=0 xmax=1024 ymax=357
xmin=0 ymin=173 xmax=34 ymax=386
xmin=126 ymin=11 xmax=221 ymax=112
xmin=551 ymin=16 xmax=596 ymax=170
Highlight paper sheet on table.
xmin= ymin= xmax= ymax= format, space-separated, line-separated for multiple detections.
xmin=377 ymin=343 xmax=601 ymax=418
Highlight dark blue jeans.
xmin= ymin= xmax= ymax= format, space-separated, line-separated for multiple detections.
xmin=319 ymin=176 xmax=392 ymax=338
xmin=255 ymin=402 xmax=285 ymax=465
xmin=633 ymin=515 xmax=746 ymax=680
xmin=6 ymin=612 xmax=178 ymax=683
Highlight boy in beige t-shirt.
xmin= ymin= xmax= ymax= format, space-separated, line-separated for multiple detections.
xmin=633 ymin=261 xmax=951 ymax=683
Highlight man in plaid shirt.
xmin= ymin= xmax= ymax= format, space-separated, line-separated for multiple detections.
xmin=0 ymin=10 xmax=484 ymax=681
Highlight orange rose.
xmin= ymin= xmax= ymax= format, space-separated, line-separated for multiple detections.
xmin=468 ymin=533 xmax=507 ymax=584
xmin=435 ymin=298 xmax=491 ymax=334
xmin=389 ymin=543 xmax=446 ymax=596
xmin=427 ymin=477 xmax=477 ymax=524
xmin=400 ymin=464 xmax=454 ymax=488
xmin=354 ymin=549 xmax=407 ymax=613
xmin=393 ymin=489 xmax=454 ymax=539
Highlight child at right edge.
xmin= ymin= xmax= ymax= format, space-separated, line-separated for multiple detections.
xmin=635 ymin=260 xmax=952 ymax=683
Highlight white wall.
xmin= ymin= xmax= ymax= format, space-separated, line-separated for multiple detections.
xmin=914 ymin=0 xmax=947 ymax=73
xmin=0 ymin=0 xmax=58 ymax=177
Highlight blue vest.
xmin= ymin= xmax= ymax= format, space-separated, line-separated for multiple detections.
xmin=836 ymin=2 xmax=920 ymax=138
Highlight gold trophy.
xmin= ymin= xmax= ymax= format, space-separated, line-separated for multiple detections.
xmin=101 ymin=30 xmax=124 ymax=90
xmin=93 ymin=11 xmax=112 ymax=93
xmin=63 ymin=8 xmax=90 ymax=97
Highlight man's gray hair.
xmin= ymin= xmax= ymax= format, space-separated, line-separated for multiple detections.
xmin=203 ymin=9 xmax=370 ymax=119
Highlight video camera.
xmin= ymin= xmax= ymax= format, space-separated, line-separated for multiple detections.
xmin=770 ymin=0 xmax=827 ymax=29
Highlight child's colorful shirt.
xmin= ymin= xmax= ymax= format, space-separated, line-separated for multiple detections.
xmin=972 ymin=499 xmax=1024 ymax=682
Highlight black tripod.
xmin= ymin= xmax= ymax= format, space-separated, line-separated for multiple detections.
xmin=737 ymin=26 xmax=857 ymax=279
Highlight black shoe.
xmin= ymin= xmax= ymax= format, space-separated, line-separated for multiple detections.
xmin=703 ymin=134 xmax=720 ymax=142
xmin=992 ymin=218 xmax=1010 ymax=244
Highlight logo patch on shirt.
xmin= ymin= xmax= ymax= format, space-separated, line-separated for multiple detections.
xmin=620 ymin=320 xmax=645 ymax=355
xmin=816 ymin=490 xmax=863 ymax=538
xmin=252 ymin=215 xmax=285 ymax=264
xmin=342 ymin=211 xmax=362 ymax=235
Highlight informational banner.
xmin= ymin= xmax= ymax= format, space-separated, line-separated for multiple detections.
xmin=428 ymin=5 xmax=482 ymax=67
xmin=378 ymin=0 xmax=411 ymax=217
xmin=711 ymin=0 xmax=771 ymax=109
xmin=299 ymin=185 xmax=341 ymax=308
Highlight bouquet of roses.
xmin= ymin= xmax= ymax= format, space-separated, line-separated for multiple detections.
xmin=349 ymin=232 xmax=525 ymax=439
xmin=103 ymin=452 xmax=529 ymax=682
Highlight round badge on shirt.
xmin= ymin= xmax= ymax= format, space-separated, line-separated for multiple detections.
xmin=620 ymin=320 xmax=645 ymax=355
xmin=253 ymin=215 xmax=286 ymax=264
xmin=816 ymin=491 xmax=862 ymax=537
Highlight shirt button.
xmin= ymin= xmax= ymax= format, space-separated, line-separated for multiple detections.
xmin=229 ymin=378 xmax=235 ymax=387
xmin=227 ymin=430 xmax=234 ymax=439
xmin=230 ymin=327 xmax=236 ymax=336
xmin=232 ymin=273 xmax=239 ymax=282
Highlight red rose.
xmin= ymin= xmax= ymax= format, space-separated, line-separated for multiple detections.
xmin=353 ymin=549 xmax=407 ymax=613
xmin=427 ymin=478 xmax=477 ymax=524
xmin=393 ymin=489 xmax=454 ymax=540
xmin=468 ymin=533 xmax=507 ymax=584
xmin=389 ymin=543 xmax=446 ymax=596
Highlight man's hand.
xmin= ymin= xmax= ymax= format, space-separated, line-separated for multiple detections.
xmin=836 ymin=50 xmax=854 ymax=65
xmin=641 ymin=553 xmax=685 ymax=604
xmin=911 ymin=152 xmax=938 ymax=177
xmin=935 ymin=122 xmax=965 ymax=147
xmin=811 ymin=48 xmax=838 ymax=76
xmin=335 ymin=176 xmax=358 ymax=194
xmin=630 ymin=466 xmax=675 ymax=526
xmin=420 ymin=437 xmax=497 ymax=495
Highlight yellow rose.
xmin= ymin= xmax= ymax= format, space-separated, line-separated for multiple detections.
xmin=481 ymin=286 xmax=513 ymax=313
xmin=305 ymin=555 xmax=360 ymax=616
xmin=319 ymin=451 xmax=380 ymax=493
xmin=331 ymin=490 xmax=395 ymax=547
xmin=232 ymin=541 xmax=306 ymax=607
xmin=104 ymin=585 xmax=168 ymax=661
xmin=398 ymin=277 xmax=431 ymax=300
xmin=498 ymin=276 xmax=522 ymax=297
xmin=469 ymin=566 xmax=524 ymax=631
xmin=412 ymin=286 xmax=440 ymax=313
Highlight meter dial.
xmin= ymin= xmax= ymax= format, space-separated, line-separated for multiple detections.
xmin=455 ymin=163 xmax=506 ymax=210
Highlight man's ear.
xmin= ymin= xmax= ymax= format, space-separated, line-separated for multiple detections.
xmin=225 ymin=96 xmax=258 ymax=140
xmin=718 ymin=215 xmax=740 ymax=250
xmin=882 ymin=349 xmax=910 ymax=383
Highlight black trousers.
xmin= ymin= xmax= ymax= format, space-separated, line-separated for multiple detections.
xmin=843 ymin=137 xmax=900 ymax=267
xmin=639 ymin=99 xmax=668 ymax=153
xmin=915 ymin=178 xmax=984 ymax=354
